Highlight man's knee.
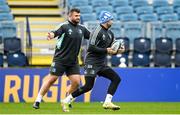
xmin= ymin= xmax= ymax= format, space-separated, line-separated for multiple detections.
xmin=47 ymin=74 xmax=58 ymax=85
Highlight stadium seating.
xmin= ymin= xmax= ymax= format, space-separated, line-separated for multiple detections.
xmin=150 ymin=22 xmax=163 ymax=39
xmin=173 ymin=0 xmax=180 ymax=10
xmin=164 ymin=23 xmax=180 ymax=41
xmin=95 ymin=6 xmax=113 ymax=16
xmin=123 ymin=22 xmax=143 ymax=43
xmin=155 ymin=37 xmax=173 ymax=53
xmin=110 ymin=22 xmax=122 ymax=37
xmin=160 ymin=14 xmax=178 ymax=22
xmin=0 ymin=36 xmax=3 ymax=53
xmin=7 ymin=52 xmax=28 ymax=67
xmin=134 ymin=37 xmax=151 ymax=53
xmin=139 ymin=14 xmax=158 ymax=22
xmin=131 ymin=0 xmax=149 ymax=9
xmin=175 ymin=52 xmax=180 ymax=67
xmin=77 ymin=6 xmax=93 ymax=14
xmin=153 ymin=0 xmax=169 ymax=11
xmin=0 ymin=53 xmax=3 ymax=67
xmin=70 ymin=0 xmax=89 ymax=7
xmin=156 ymin=6 xmax=174 ymax=16
xmin=119 ymin=13 xmax=138 ymax=21
xmin=111 ymin=0 xmax=129 ymax=8
xmin=91 ymin=0 xmax=109 ymax=7
xmin=176 ymin=38 xmax=180 ymax=52
xmin=0 ymin=0 xmax=6 ymax=5
xmin=0 ymin=5 xmax=10 ymax=13
xmin=111 ymin=53 xmax=128 ymax=67
xmin=1 ymin=21 xmax=16 ymax=39
xmin=132 ymin=52 xmax=150 ymax=67
xmin=81 ymin=13 xmax=96 ymax=22
xmin=115 ymin=6 xmax=133 ymax=16
xmin=135 ymin=6 xmax=154 ymax=16
xmin=0 ymin=13 xmax=13 ymax=21
xmin=4 ymin=37 xmax=21 ymax=54
xmin=154 ymin=52 xmax=171 ymax=67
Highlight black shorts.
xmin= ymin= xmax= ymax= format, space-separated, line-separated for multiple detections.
xmin=84 ymin=64 xmax=111 ymax=77
xmin=49 ymin=61 xmax=80 ymax=76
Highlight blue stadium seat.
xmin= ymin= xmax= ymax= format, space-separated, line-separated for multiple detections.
xmin=0 ymin=13 xmax=13 ymax=21
xmin=176 ymin=38 xmax=180 ymax=52
xmin=77 ymin=6 xmax=93 ymax=14
xmin=154 ymin=52 xmax=171 ymax=67
xmin=119 ymin=13 xmax=138 ymax=21
xmin=0 ymin=5 xmax=10 ymax=13
xmin=115 ymin=6 xmax=133 ymax=15
xmin=91 ymin=0 xmax=109 ymax=7
xmin=111 ymin=53 xmax=128 ymax=67
xmin=150 ymin=22 xmax=163 ymax=39
xmin=1 ymin=21 xmax=16 ymax=38
xmin=0 ymin=0 xmax=6 ymax=5
xmin=116 ymin=37 xmax=130 ymax=52
xmin=70 ymin=0 xmax=88 ymax=7
xmin=131 ymin=0 xmax=149 ymax=9
xmin=132 ymin=52 xmax=150 ymax=67
xmin=160 ymin=14 xmax=178 ymax=22
xmin=124 ymin=22 xmax=143 ymax=43
xmin=0 ymin=53 xmax=3 ymax=67
xmin=175 ymin=52 xmax=180 ymax=67
xmin=139 ymin=14 xmax=158 ymax=22
xmin=165 ymin=23 xmax=180 ymax=41
xmin=153 ymin=0 xmax=169 ymax=11
xmin=174 ymin=0 xmax=180 ymax=10
xmin=4 ymin=37 xmax=21 ymax=54
xmin=0 ymin=36 xmax=3 ymax=53
xmin=110 ymin=22 xmax=122 ymax=38
xmin=134 ymin=37 xmax=151 ymax=53
xmin=78 ymin=13 xmax=96 ymax=22
xmin=95 ymin=6 xmax=113 ymax=16
xmin=111 ymin=0 xmax=129 ymax=8
xmin=7 ymin=52 xmax=28 ymax=67
xmin=155 ymin=37 xmax=173 ymax=53
xmin=113 ymin=13 xmax=118 ymax=20
xmin=156 ymin=6 xmax=174 ymax=16
xmin=135 ymin=6 xmax=154 ymax=16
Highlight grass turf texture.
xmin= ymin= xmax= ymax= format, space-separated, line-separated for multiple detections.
xmin=0 ymin=102 xmax=180 ymax=114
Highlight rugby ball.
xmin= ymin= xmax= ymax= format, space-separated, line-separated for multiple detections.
xmin=111 ymin=40 xmax=124 ymax=52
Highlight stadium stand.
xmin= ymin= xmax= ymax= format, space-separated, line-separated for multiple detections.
xmin=0 ymin=53 xmax=3 ymax=67
xmin=132 ymin=52 xmax=150 ymax=67
xmin=0 ymin=0 xmax=179 ymax=67
xmin=7 ymin=52 xmax=28 ymax=67
xmin=154 ymin=52 xmax=171 ymax=67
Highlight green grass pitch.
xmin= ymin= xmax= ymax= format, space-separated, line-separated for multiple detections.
xmin=0 ymin=102 xmax=180 ymax=114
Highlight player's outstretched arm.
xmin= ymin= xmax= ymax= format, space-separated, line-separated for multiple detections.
xmin=47 ymin=32 xmax=55 ymax=40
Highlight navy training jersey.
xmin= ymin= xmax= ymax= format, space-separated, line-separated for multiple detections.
xmin=52 ymin=20 xmax=90 ymax=65
xmin=85 ymin=25 xmax=114 ymax=65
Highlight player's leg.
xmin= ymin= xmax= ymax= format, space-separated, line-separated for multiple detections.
xmin=66 ymin=64 xmax=81 ymax=95
xmin=33 ymin=62 xmax=65 ymax=109
xmin=98 ymin=67 xmax=121 ymax=110
xmin=62 ymin=76 xmax=95 ymax=112
xmin=33 ymin=74 xmax=58 ymax=109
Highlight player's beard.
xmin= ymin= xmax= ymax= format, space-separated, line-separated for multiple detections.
xmin=72 ymin=18 xmax=80 ymax=25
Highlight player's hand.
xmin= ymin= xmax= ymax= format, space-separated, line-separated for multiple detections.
xmin=107 ymin=48 xmax=117 ymax=55
xmin=47 ymin=32 xmax=54 ymax=40
xmin=117 ymin=46 xmax=125 ymax=54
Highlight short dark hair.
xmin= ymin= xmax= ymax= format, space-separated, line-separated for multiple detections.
xmin=68 ymin=8 xmax=80 ymax=14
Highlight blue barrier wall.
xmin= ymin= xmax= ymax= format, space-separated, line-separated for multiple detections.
xmin=0 ymin=68 xmax=180 ymax=102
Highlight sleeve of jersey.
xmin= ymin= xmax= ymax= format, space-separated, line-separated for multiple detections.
xmin=88 ymin=33 xmax=107 ymax=54
xmin=52 ymin=24 xmax=64 ymax=38
xmin=84 ymin=27 xmax=90 ymax=39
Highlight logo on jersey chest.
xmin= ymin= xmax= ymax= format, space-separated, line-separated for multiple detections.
xmin=78 ymin=29 xmax=82 ymax=34
xmin=68 ymin=29 xmax=73 ymax=35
